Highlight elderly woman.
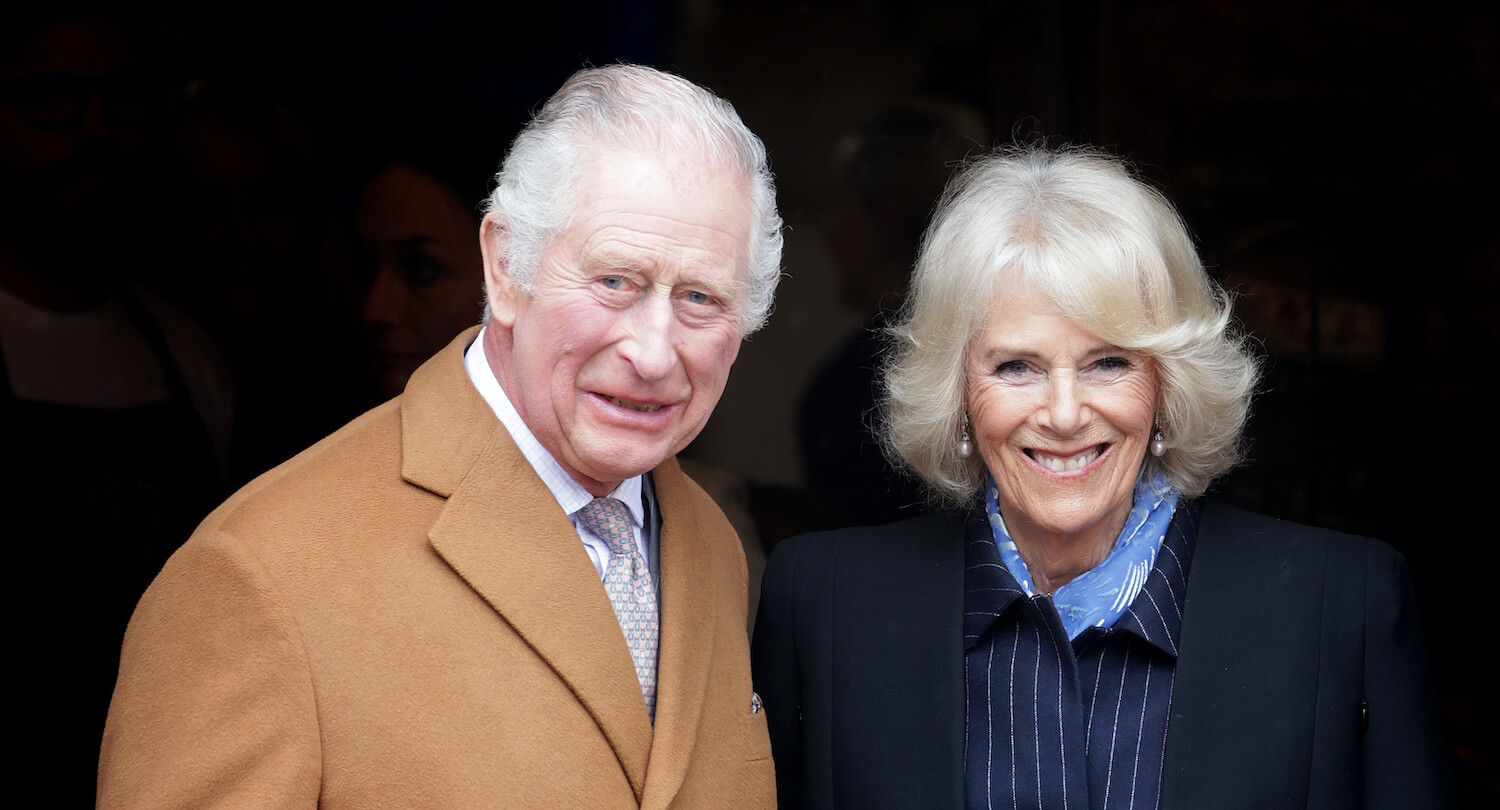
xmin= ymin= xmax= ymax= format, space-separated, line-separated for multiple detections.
xmin=751 ymin=146 xmax=1450 ymax=810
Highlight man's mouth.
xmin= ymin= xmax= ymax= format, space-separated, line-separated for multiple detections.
xmin=1025 ymin=444 xmax=1105 ymax=472
xmin=608 ymin=396 xmax=664 ymax=413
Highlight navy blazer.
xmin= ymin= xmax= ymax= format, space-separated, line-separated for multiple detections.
xmin=751 ymin=500 xmax=1452 ymax=809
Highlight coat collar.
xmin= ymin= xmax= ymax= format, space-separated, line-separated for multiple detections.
xmin=404 ymin=329 xmax=718 ymax=806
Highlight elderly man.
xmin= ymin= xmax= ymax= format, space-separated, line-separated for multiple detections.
xmin=98 ymin=65 xmax=781 ymax=808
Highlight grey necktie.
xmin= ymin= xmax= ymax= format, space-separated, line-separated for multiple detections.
xmin=576 ymin=496 xmax=659 ymax=719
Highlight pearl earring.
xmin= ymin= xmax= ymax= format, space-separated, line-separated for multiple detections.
xmin=1150 ymin=424 xmax=1166 ymax=458
xmin=958 ymin=417 xmax=973 ymax=459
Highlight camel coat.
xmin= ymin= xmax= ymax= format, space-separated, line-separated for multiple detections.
xmin=98 ymin=328 xmax=775 ymax=808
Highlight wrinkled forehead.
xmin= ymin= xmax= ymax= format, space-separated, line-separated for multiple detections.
xmin=561 ymin=146 xmax=754 ymax=256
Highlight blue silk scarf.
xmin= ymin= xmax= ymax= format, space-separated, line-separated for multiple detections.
xmin=985 ymin=470 xmax=1178 ymax=639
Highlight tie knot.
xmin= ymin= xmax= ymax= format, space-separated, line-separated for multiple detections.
xmin=577 ymin=497 xmax=635 ymax=555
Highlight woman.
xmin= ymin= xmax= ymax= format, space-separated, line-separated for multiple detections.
xmin=356 ymin=159 xmax=487 ymax=400
xmin=751 ymin=146 xmax=1450 ymax=809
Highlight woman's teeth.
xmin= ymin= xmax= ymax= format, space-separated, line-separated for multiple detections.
xmin=1030 ymin=446 xmax=1101 ymax=472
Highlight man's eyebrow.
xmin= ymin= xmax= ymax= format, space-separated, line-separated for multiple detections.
xmin=582 ymin=249 xmax=649 ymax=275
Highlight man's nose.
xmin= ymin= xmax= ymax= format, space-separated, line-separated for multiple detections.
xmin=620 ymin=289 xmax=677 ymax=381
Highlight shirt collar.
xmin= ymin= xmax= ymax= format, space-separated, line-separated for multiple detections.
xmin=986 ymin=472 xmax=1178 ymax=639
xmin=1107 ymin=498 xmax=1198 ymax=658
xmin=462 ymin=326 xmax=645 ymax=524
xmin=963 ymin=494 xmax=1199 ymax=659
xmin=963 ymin=511 xmax=1028 ymax=651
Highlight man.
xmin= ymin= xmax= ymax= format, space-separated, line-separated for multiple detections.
xmin=98 ymin=64 xmax=782 ymax=807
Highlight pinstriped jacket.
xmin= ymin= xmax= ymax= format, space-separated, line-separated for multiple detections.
xmin=751 ymin=500 xmax=1452 ymax=809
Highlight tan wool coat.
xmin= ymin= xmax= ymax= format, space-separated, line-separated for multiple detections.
xmin=98 ymin=328 xmax=775 ymax=808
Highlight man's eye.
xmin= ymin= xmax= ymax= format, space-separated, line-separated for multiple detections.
xmin=685 ymin=290 xmax=712 ymax=305
xmin=600 ymin=276 xmax=626 ymax=290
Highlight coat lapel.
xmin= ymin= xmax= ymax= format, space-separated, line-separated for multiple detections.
xmin=638 ymin=459 xmax=717 ymax=809
xmin=839 ymin=511 xmax=968 ymax=808
xmin=403 ymin=330 xmax=654 ymax=799
xmin=1161 ymin=501 xmax=1325 ymax=810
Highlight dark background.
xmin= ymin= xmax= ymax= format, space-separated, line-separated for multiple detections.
xmin=6 ymin=0 xmax=1495 ymax=803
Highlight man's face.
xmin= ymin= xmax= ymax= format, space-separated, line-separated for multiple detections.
xmin=484 ymin=149 xmax=751 ymax=495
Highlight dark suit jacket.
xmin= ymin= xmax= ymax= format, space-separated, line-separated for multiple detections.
xmin=751 ymin=500 xmax=1451 ymax=809
xmin=100 ymin=329 xmax=775 ymax=808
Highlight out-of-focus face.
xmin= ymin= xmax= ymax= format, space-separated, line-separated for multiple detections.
xmin=1 ymin=19 xmax=159 ymax=279
xmin=967 ymin=288 xmax=1157 ymax=549
xmin=0 ymin=19 xmax=148 ymax=199
xmin=357 ymin=164 xmax=484 ymax=397
xmin=483 ymin=149 xmax=750 ymax=496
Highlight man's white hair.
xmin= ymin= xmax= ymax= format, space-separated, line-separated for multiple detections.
xmin=485 ymin=64 xmax=783 ymax=335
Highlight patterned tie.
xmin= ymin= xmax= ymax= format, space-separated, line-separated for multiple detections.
xmin=576 ymin=496 xmax=659 ymax=719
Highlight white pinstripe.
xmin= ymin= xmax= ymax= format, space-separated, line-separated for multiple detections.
xmin=1042 ymin=609 xmax=1069 ymax=810
xmin=1160 ymin=542 xmax=1186 ymax=621
xmin=1128 ymin=658 xmax=1153 ymax=810
xmin=1102 ymin=644 xmax=1131 ymax=808
xmin=1138 ymin=586 xmax=1178 ymax=656
xmin=1030 ymin=618 xmax=1042 ymax=810
xmin=1085 ymin=644 xmax=1108 ymax=751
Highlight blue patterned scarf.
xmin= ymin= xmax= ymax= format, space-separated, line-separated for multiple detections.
xmin=985 ymin=471 xmax=1178 ymax=639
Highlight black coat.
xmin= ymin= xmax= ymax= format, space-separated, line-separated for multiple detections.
xmin=751 ymin=500 xmax=1452 ymax=809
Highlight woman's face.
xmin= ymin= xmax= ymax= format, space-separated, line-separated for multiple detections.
xmin=357 ymin=164 xmax=484 ymax=398
xmin=966 ymin=289 xmax=1157 ymax=547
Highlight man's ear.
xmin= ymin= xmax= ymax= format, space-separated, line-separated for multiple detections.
xmin=480 ymin=213 xmax=522 ymax=327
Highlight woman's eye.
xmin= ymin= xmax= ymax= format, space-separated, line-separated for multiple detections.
xmin=399 ymin=255 xmax=443 ymax=285
xmin=1093 ymin=356 xmax=1132 ymax=373
xmin=995 ymin=360 xmax=1028 ymax=376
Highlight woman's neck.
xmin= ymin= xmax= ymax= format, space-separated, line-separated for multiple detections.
xmin=1005 ymin=509 xmax=1130 ymax=595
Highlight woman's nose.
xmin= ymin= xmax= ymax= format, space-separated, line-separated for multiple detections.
xmin=1040 ymin=374 xmax=1086 ymax=435
xmin=361 ymin=267 xmax=404 ymax=328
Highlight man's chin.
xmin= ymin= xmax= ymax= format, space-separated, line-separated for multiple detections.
xmin=569 ymin=446 xmax=676 ymax=492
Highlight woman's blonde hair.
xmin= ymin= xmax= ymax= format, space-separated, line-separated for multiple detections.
xmin=882 ymin=145 xmax=1259 ymax=507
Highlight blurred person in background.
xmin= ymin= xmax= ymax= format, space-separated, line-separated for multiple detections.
xmin=1 ymin=11 xmax=229 ymax=804
xmin=353 ymin=145 xmax=488 ymax=401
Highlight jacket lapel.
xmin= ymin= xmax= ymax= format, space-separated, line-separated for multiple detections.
xmin=1161 ymin=501 xmax=1324 ymax=810
xmin=403 ymin=330 xmax=655 ymax=799
xmin=839 ymin=511 xmax=968 ymax=808
xmin=637 ymin=459 xmax=718 ymax=809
